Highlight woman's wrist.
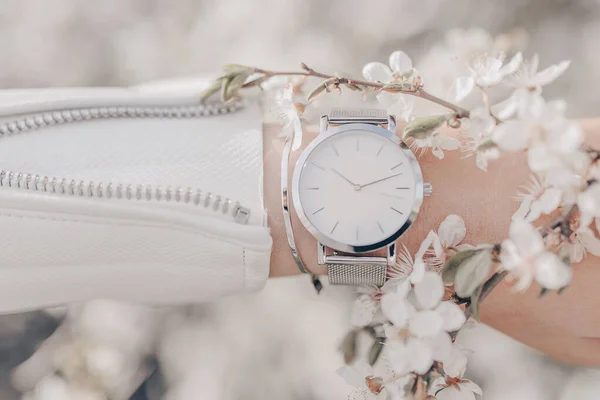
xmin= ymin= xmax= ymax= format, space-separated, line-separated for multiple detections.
xmin=263 ymin=121 xmax=526 ymax=278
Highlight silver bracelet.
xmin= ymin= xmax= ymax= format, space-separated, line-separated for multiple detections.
xmin=280 ymin=135 xmax=323 ymax=292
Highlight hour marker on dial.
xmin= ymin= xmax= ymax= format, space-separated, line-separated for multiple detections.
xmin=331 ymin=145 xmax=339 ymax=156
xmin=391 ymin=162 xmax=404 ymax=170
xmin=390 ymin=206 xmax=404 ymax=215
xmin=376 ymin=144 xmax=384 ymax=156
xmin=312 ymin=207 xmax=325 ymax=215
xmin=377 ymin=221 xmax=384 ymax=233
xmin=312 ymin=162 xmax=325 ymax=171
xmin=330 ymin=221 xmax=339 ymax=234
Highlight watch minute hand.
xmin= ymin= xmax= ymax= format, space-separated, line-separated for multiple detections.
xmin=360 ymin=172 xmax=403 ymax=188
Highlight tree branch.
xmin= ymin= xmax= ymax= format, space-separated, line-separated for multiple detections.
xmin=249 ymin=65 xmax=471 ymax=119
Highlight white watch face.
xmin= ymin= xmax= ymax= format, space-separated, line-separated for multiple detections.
xmin=294 ymin=128 xmax=420 ymax=251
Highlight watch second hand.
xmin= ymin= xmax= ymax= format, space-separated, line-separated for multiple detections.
xmin=359 ymin=172 xmax=403 ymax=188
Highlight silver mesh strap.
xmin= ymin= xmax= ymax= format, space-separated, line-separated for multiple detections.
xmin=324 ymin=108 xmax=390 ymax=287
xmin=328 ymin=108 xmax=388 ymax=124
xmin=328 ymin=262 xmax=387 ymax=286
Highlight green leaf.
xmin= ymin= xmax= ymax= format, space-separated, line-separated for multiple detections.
xmin=368 ymin=338 xmax=386 ymax=366
xmin=221 ymin=71 xmax=250 ymax=102
xmin=340 ymin=330 xmax=359 ymax=365
xmin=242 ymin=75 xmax=268 ymax=89
xmin=442 ymin=249 xmax=480 ymax=285
xmin=470 ymin=283 xmax=484 ymax=321
xmin=222 ymin=64 xmax=250 ymax=74
xmin=307 ymin=77 xmax=337 ymax=102
xmin=402 ymin=115 xmax=451 ymax=140
xmin=199 ymin=79 xmax=224 ymax=103
xmin=454 ymin=247 xmax=493 ymax=298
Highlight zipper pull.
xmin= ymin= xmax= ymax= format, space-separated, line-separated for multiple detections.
xmin=233 ymin=203 xmax=251 ymax=225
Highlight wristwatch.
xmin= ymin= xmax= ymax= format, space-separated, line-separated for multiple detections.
xmin=291 ymin=108 xmax=431 ymax=286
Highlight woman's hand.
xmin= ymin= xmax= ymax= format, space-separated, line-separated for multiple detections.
xmin=263 ymin=119 xmax=600 ymax=367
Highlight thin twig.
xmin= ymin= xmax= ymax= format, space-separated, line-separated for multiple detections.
xmin=250 ymin=65 xmax=471 ymax=119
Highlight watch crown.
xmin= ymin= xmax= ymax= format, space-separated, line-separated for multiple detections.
xmin=424 ymin=183 xmax=433 ymax=197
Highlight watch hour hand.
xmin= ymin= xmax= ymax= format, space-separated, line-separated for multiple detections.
xmin=331 ymin=168 xmax=359 ymax=187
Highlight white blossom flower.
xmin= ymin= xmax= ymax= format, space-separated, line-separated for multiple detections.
xmin=560 ymin=216 xmax=600 ymax=263
xmin=336 ymin=360 xmax=409 ymax=400
xmin=416 ymin=216 xmax=472 ymax=271
xmin=412 ymin=132 xmax=461 ymax=160
xmin=450 ymin=52 xmax=522 ymax=101
xmin=500 ymin=220 xmax=572 ymax=291
xmin=512 ymin=174 xmax=562 ymax=222
xmin=492 ymin=96 xmax=585 ymax=189
xmin=351 ymin=246 xmax=416 ymax=327
xmin=380 ymin=272 xmax=465 ymax=374
xmin=429 ymin=345 xmax=480 ymax=399
xmin=363 ymin=50 xmax=416 ymax=121
xmin=429 ymin=373 xmax=482 ymax=400
xmin=271 ymin=83 xmax=303 ymax=149
xmin=461 ymin=108 xmax=500 ymax=171
xmin=578 ymin=182 xmax=600 ymax=227
xmin=505 ymin=54 xmax=570 ymax=92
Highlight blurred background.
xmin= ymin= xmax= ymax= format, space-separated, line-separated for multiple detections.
xmin=0 ymin=0 xmax=599 ymax=399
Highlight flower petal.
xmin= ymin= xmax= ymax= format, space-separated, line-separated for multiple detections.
xmin=413 ymin=271 xmax=444 ymax=310
xmin=500 ymin=51 xmax=523 ymax=76
xmin=438 ymin=214 xmax=467 ymax=247
xmin=432 ymin=146 xmax=445 ymax=159
xmin=436 ymin=134 xmax=461 ymax=151
xmin=492 ymin=120 xmax=530 ymax=151
xmin=534 ymin=252 xmax=571 ymax=289
xmin=407 ymin=338 xmax=435 ymax=374
xmin=362 ymin=62 xmax=393 ymax=83
xmin=435 ymin=301 xmax=467 ymax=332
xmin=509 ymin=219 xmax=545 ymax=256
xmin=336 ymin=365 xmax=366 ymax=388
xmin=442 ymin=346 xmax=468 ymax=378
xmin=491 ymin=94 xmax=517 ymax=119
xmin=437 ymin=385 xmax=476 ymax=400
xmin=431 ymin=331 xmax=452 ymax=362
xmin=530 ymin=60 xmax=570 ymax=87
xmin=450 ymin=76 xmax=475 ymax=102
xmin=460 ymin=380 xmax=483 ymax=395
xmin=409 ymin=310 xmax=444 ymax=338
xmin=375 ymin=91 xmax=398 ymax=108
xmin=512 ymin=195 xmax=534 ymax=221
xmin=538 ymin=187 xmax=562 ymax=214
xmin=410 ymin=258 xmax=426 ymax=284
xmin=389 ymin=51 xmax=413 ymax=74
xmin=380 ymin=292 xmax=410 ymax=327
xmin=579 ymin=227 xmax=600 ymax=257
xmin=350 ymin=295 xmax=378 ymax=327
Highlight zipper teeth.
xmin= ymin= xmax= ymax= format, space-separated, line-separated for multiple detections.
xmin=0 ymin=101 xmax=242 ymax=137
xmin=0 ymin=170 xmax=246 ymax=217
xmin=0 ymin=100 xmax=251 ymax=224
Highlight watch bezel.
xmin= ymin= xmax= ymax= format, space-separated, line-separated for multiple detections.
xmin=291 ymin=122 xmax=424 ymax=253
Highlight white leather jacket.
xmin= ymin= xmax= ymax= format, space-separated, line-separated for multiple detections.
xmin=0 ymin=78 xmax=272 ymax=313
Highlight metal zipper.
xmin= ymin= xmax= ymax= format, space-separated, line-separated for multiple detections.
xmin=0 ymin=100 xmax=251 ymax=224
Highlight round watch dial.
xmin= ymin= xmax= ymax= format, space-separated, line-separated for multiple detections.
xmin=294 ymin=128 xmax=420 ymax=252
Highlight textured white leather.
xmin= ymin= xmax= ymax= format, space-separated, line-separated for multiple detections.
xmin=0 ymin=80 xmax=272 ymax=313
